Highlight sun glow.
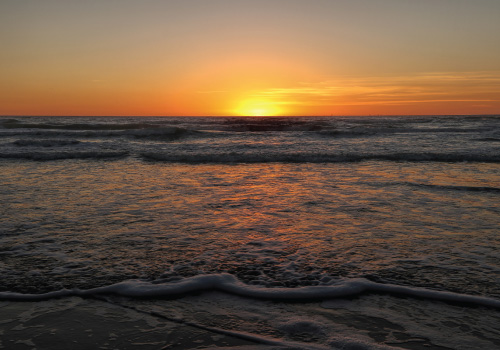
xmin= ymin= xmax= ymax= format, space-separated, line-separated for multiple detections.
xmin=235 ymin=99 xmax=283 ymax=116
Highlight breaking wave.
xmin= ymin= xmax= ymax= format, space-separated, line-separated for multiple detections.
xmin=1 ymin=274 xmax=499 ymax=310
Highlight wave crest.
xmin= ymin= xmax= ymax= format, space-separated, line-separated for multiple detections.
xmin=1 ymin=274 xmax=499 ymax=310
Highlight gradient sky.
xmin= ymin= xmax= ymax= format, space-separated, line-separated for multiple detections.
xmin=1 ymin=0 xmax=500 ymax=116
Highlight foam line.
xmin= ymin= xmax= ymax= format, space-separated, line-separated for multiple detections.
xmin=1 ymin=274 xmax=499 ymax=309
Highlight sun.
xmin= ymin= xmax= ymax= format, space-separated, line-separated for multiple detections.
xmin=234 ymin=99 xmax=282 ymax=116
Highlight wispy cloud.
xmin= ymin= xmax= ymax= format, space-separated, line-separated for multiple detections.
xmin=252 ymin=71 xmax=500 ymax=107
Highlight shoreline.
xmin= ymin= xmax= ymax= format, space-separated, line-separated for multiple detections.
xmin=2 ymin=291 xmax=499 ymax=350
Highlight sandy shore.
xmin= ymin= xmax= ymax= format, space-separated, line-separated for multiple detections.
xmin=1 ymin=292 xmax=499 ymax=350
xmin=0 ymin=297 xmax=262 ymax=350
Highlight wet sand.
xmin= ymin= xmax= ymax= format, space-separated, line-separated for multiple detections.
xmin=0 ymin=297 xmax=260 ymax=350
xmin=2 ymin=292 xmax=499 ymax=349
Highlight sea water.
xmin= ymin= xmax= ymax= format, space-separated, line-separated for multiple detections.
xmin=0 ymin=115 xmax=499 ymax=349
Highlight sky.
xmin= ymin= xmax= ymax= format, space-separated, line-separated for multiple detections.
xmin=1 ymin=0 xmax=500 ymax=116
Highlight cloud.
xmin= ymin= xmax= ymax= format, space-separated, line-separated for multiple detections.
xmin=252 ymin=71 xmax=500 ymax=107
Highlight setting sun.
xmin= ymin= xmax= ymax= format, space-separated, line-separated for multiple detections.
xmin=235 ymin=99 xmax=283 ymax=116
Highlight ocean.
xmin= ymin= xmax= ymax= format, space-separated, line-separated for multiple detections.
xmin=1 ymin=115 xmax=499 ymax=349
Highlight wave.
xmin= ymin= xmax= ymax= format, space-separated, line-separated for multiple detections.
xmin=0 ymin=151 xmax=128 ymax=160
xmin=1 ymin=274 xmax=499 ymax=310
xmin=474 ymin=137 xmax=500 ymax=142
xmin=410 ymin=183 xmax=500 ymax=193
xmin=3 ymin=117 xmax=491 ymax=135
xmin=372 ymin=181 xmax=500 ymax=194
xmin=222 ymin=117 xmax=328 ymax=132
xmin=219 ymin=116 xmax=499 ymax=134
xmin=141 ymin=151 xmax=500 ymax=164
xmin=316 ymin=127 xmax=494 ymax=139
xmin=1 ymin=119 xmax=162 ymax=131
xmin=0 ymin=126 xmax=194 ymax=141
xmin=123 ymin=126 xmax=193 ymax=139
xmin=13 ymin=139 xmax=80 ymax=147
xmin=2 ymin=150 xmax=498 ymax=163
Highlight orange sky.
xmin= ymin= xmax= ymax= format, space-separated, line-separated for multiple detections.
xmin=1 ymin=0 xmax=500 ymax=116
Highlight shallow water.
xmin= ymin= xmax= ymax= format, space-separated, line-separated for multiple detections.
xmin=1 ymin=159 xmax=499 ymax=296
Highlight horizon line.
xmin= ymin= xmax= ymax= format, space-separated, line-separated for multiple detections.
xmin=1 ymin=113 xmax=500 ymax=118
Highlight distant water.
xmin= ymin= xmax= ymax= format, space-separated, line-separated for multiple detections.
xmin=1 ymin=115 xmax=500 ymax=348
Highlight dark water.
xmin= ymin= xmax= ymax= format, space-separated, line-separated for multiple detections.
xmin=1 ymin=116 xmax=499 ymax=349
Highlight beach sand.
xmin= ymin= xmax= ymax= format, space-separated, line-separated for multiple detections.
xmin=0 ymin=297 xmax=260 ymax=350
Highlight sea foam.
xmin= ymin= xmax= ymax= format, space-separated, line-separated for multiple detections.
xmin=1 ymin=274 xmax=499 ymax=310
